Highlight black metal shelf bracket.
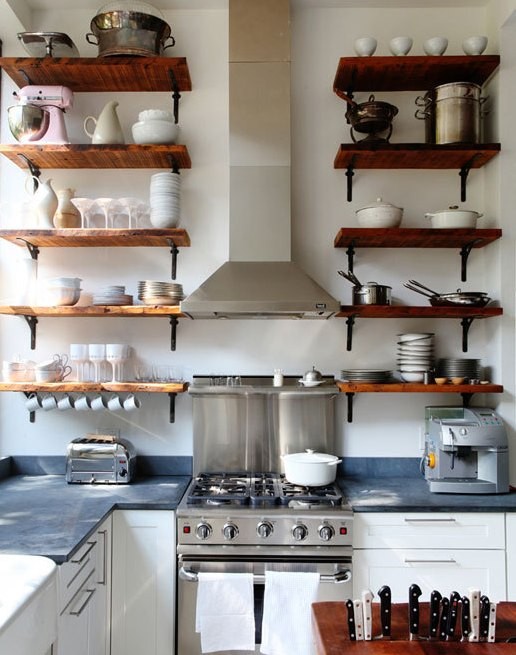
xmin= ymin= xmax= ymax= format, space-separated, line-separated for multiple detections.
xmin=168 ymin=69 xmax=181 ymax=124
xmin=23 ymin=315 xmax=38 ymax=350
xmin=22 ymin=392 xmax=36 ymax=423
xmin=168 ymin=155 xmax=180 ymax=175
xmin=16 ymin=238 xmax=40 ymax=262
xmin=346 ymin=239 xmax=356 ymax=273
xmin=169 ymin=316 xmax=178 ymax=351
xmin=460 ymin=317 xmax=475 ymax=352
xmin=346 ymin=392 xmax=355 ymax=422
xmin=17 ymin=154 xmax=41 ymax=192
xmin=461 ymin=392 xmax=474 ymax=407
xmin=346 ymin=314 xmax=357 ymax=351
xmin=459 ymin=154 xmax=482 ymax=202
xmin=167 ymin=239 xmax=179 ymax=280
xmin=345 ymin=155 xmax=356 ymax=202
xmin=459 ymin=239 xmax=482 ymax=282
xmin=168 ymin=392 xmax=177 ymax=423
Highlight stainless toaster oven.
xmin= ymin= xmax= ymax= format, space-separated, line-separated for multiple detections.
xmin=66 ymin=434 xmax=136 ymax=484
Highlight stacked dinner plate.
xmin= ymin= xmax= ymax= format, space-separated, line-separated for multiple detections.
xmin=436 ymin=358 xmax=481 ymax=381
xmin=149 ymin=171 xmax=180 ymax=228
xmin=138 ymin=280 xmax=184 ymax=306
xmin=340 ymin=369 xmax=392 ymax=383
xmin=397 ymin=332 xmax=434 ymax=383
xmin=92 ymin=285 xmax=133 ymax=306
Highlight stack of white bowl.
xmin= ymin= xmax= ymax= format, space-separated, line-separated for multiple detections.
xmin=149 ymin=171 xmax=180 ymax=228
xmin=92 ymin=285 xmax=133 ymax=306
xmin=397 ymin=332 xmax=434 ymax=382
xmin=137 ymin=280 xmax=184 ymax=305
xmin=40 ymin=276 xmax=82 ymax=306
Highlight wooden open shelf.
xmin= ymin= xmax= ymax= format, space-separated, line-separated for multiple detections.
xmin=0 ymin=305 xmax=184 ymax=317
xmin=0 ymin=381 xmax=188 ymax=393
xmin=0 ymin=56 xmax=192 ymax=92
xmin=336 ymin=305 xmax=502 ymax=319
xmin=333 ymin=55 xmax=500 ymax=95
xmin=0 ymin=228 xmax=191 ymax=248
xmin=334 ymin=227 xmax=502 ymax=249
xmin=0 ymin=144 xmax=191 ymax=170
xmin=337 ymin=381 xmax=503 ymax=394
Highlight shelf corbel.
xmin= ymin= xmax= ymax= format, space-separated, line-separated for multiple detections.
xmin=460 ymin=316 xmax=475 ymax=352
xmin=168 ymin=69 xmax=181 ymax=124
xmin=459 ymin=154 xmax=482 ymax=202
xmin=345 ymin=155 xmax=356 ymax=202
xmin=167 ymin=238 xmax=179 ymax=280
xmin=169 ymin=316 xmax=178 ymax=351
xmin=16 ymin=237 xmax=40 ymax=262
xmin=461 ymin=392 xmax=473 ymax=407
xmin=459 ymin=238 xmax=482 ymax=282
xmin=345 ymin=391 xmax=355 ymax=422
xmin=346 ymin=239 xmax=356 ymax=273
xmin=168 ymin=392 xmax=177 ymax=423
xmin=17 ymin=154 xmax=41 ymax=192
xmin=345 ymin=314 xmax=357 ymax=351
xmin=23 ymin=315 xmax=38 ymax=350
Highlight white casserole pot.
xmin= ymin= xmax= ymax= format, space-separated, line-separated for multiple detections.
xmin=281 ymin=449 xmax=342 ymax=487
xmin=356 ymin=197 xmax=403 ymax=228
xmin=425 ymin=206 xmax=483 ymax=228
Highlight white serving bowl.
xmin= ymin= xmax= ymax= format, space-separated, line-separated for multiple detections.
xmin=423 ymin=36 xmax=448 ymax=56
xmin=132 ymin=120 xmax=179 ymax=145
xmin=462 ymin=36 xmax=488 ymax=56
xmin=389 ymin=36 xmax=413 ymax=56
xmin=45 ymin=277 xmax=82 ymax=288
xmin=43 ymin=286 xmax=81 ymax=306
xmin=354 ymin=37 xmax=377 ymax=57
xmin=400 ymin=371 xmax=425 ymax=383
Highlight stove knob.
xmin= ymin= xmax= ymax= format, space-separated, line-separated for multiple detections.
xmin=223 ymin=522 xmax=239 ymax=541
xmin=257 ymin=521 xmax=273 ymax=538
xmin=318 ymin=524 xmax=335 ymax=542
xmin=195 ymin=522 xmax=212 ymax=541
xmin=292 ymin=523 xmax=308 ymax=541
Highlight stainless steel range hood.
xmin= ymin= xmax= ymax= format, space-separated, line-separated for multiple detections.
xmin=180 ymin=261 xmax=339 ymax=319
xmin=180 ymin=0 xmax=340 ymax=320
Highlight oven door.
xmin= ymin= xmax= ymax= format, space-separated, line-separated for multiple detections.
xmin=177 ymin=552 xmax=352 ymax=655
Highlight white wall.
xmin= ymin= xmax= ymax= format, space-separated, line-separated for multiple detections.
xmin=0 ymin=1 xmax=514 ymax=482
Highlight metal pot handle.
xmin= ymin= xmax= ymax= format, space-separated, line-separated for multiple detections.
xmin=480 ymin=96 xmax=490 ymax=117
xmin=415 ymin=108 xmax=430 ymax=120
xmin=415 ymin=95 xmax=433 ymax=108
xmin=85 ymin=33 xmax=99 ymax=46
xmin=162 ymin=36 xmax=176 ymax=51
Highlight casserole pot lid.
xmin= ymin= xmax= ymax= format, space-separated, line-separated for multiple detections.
xmin=431 ymin=205 xmax=481 ymax=215
xmin=283 ymin=449 xmax=339 ymax=464
xmin=357 ymin=197 xmax=402 ymax=212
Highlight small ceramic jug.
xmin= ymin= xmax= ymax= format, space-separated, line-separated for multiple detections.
xmin=54 ymin=188 xmax=82 ymax=228
xmin=84 ymin=100 xmax=125 ymax=144
xmin=32 ymin=178 xmax=58 ymax=228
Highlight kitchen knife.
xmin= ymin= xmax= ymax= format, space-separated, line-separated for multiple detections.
xmin=468 ymin=588 xmax=480 ymax=642
xmin=446 ymin=591 xmax=461 ymax=640
xmin=428 ymin=589 xmax=441 ymax=639
xmin=487 ymin=602 xmax=496 ymax=643
xmin=377 ymin=585 xmax=391 ymax=639
xmin=439 ymin=597 xmax=449 ymax=640
xmin=353 ymin=599 xmax=364 ymax=640
xmin=461 ymin=595 xmax=471 ymax=641
xmin=408 ymin=583 xmax=422 ymax=640
xmin=479 ymin=595 xmax=490 ymax=641
xmin=361 ymin=589 xmax=373 ymax=640
xmin=345 ymin=598 xmax=356 ymax=641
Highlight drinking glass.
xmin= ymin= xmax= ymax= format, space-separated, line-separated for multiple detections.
xmin=88 ymin=343 xmax=106 ymax=382
xmin=70 ymin=198 xmax=93 ymax=229
xmin=87 ymin=198 xmax=112 ymax=228
xmin=70 ymin=344 xmax=89 ymax=381
xmin=106 ymin=343 xmax=130 ymax=382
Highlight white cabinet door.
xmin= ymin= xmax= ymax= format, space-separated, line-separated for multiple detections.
xmin=89 ymin=516 xmax=112 ymax=655
xmin=353 ymin=548 xmax=507 ymax=602
xmin=111 ymin=510 xmax=176 ymax=655
xmin=507 ymin=513 xmax=516 ymax=600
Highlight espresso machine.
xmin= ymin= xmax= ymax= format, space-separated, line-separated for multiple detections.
xmin=10 ymin=85 xmax=73 ymax=143
xmin=423 ymin=406 xmax=509 ymax=494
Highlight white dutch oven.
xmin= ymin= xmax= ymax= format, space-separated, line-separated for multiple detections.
xmin=356 ymin=197 xmax=403 ymax=228
xmin=425 ymin=206 xmax=482 ymax=228
xmin=282 ymin=449 xmax=342 ymax=486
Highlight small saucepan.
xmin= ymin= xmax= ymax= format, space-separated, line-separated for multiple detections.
xmin=338 ymin=271 xmax=392 ymax=305
xmin=282 ymin=449 xmax=342 ymax=487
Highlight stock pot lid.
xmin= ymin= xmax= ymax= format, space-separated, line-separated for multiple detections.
xmin=283 ymin=449 xmax=339 ymax=464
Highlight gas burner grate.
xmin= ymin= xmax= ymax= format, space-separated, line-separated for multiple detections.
xmin=277 ymin=476 xmax=343 ymax=507
xmin=249 ymin=473 xmax=282 ymax=506
xmin=187 ymin=472 xmax=251 ymax=505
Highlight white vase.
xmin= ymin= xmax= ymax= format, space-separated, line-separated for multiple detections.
xmin=32 ymin=179 xmax=58 ymax=229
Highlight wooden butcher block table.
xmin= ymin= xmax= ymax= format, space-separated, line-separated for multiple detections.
xmin=312 ymin=602 xmax=516 ymax=654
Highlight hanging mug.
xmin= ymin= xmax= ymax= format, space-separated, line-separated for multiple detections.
xmin=84 ymin=100 xmax=125 ymax=144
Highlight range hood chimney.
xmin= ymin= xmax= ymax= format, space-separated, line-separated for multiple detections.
xmin=180 ymin=0 xmax=340 ymax=319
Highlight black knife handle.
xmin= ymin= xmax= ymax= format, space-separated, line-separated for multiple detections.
xmin=461 ymin=596 xmax=471 ymax=639
xmin=378 ymin=585 xmax=391 ymax=637
xmin=346 ymin=598 xmax=356 ymax=641
xmin=447 ymin=591 xmax=460 ymax=639
xmin=439 ymin=597 xmax=450 ymax=640
xmin=429 ymin=590 xmax=442 ymax=638
xmin=409 ymin=583 xmax=422 ymax=635
xmin=479 ymin=595 xmax=490 ymax=640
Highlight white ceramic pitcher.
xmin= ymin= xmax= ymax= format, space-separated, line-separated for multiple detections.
xmin=84 ymin=100 xmax=125 ymax=144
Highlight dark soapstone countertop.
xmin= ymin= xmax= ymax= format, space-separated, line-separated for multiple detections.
xmin=0 ymin=474 xmax=190 ymax=563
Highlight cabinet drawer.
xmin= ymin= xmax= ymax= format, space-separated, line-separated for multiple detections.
xmin=58 ymin=538 xmax=98 ymax=610
xmin=354 ymin=512 xmax=505 ymax=549
xmin=353 ymin=548 xmax=507 ymax=602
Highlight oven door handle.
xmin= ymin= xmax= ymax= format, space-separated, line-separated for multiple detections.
xmin=178 ymin=566 xmax=352 ymax=584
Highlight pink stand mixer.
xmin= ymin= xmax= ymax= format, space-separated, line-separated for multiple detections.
xmin=8 ymin=85 xmax=74 ymax=144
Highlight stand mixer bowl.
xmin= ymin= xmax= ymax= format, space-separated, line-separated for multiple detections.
xmin=8 ymin=105 xmax=50 ymax=142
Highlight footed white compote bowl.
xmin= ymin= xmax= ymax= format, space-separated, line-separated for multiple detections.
xmin=106 ymin=343 xmax=130 ymax=382
xmin=88 ymin=343 xmax=106 ymax=382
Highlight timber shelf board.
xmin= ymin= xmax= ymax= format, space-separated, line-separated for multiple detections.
xmin=0 ymin=56 xmax=192 ymax=92
xmin=0 ymin=305 xmax=184 ymax=317
xmin=0 ymin=144 xmax=191 ymax=170
xmin=336 ymin=305 xmax=502 ymax=318
xmin=333 ymin=55 xmax=500 ymax=94
xmin=334 ymin=227 xmax=502 ymax=249
xmin=0 ymin=381 xmax=188 ymax=393
xmin=334 ymin=143 xmax=500 ymax=169
xmin=337 ymin=381 xmax=503 ymax=394
xmin=0 ymin=228 xmax=191 ymax=248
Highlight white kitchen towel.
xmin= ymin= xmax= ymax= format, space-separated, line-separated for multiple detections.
xmin=195 ymin=571 xmax=255 ymax=653
xmin=260 ymin=571 xmax=320 ymax=655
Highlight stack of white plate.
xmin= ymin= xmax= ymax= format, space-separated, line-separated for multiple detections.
xmin=397 ymin=332 xmax=434 ymax=383
xmin=138 ymin=280 xmax=184 ymax=306
xmin=92 ymin=285 xmax=133 ymax=306
xmin=436 ymin=358 xmax=481 ymax=380
xmin=340 ymin=369 xmax=392 ymax=383
xmin=149 ymin=172 xmax=180 ymax=228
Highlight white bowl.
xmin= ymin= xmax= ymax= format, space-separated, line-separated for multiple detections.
xmin=132 ymin=120 xmax=179 ymax=145
xmin=462 ymin=36 xmax=488 ymax=56
xmin=400 ymin=371 xmax=425 ymax=383
xmin=34 ymin=369 xmax=61 ymax=382
xmin=389 ymin=36 xmax=413 ymax=56
xmin=423 ymin=36 xmax=448 ymax=56
xmin=397 ymin=332 xmax=434 ymax=342
xmin=45 ymin=277 xmax=82 ymax=287
xmin=43 ymin=286 xmax=81 ymax=306
xmin=354 ymin=37 xmax=377 ymax=57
